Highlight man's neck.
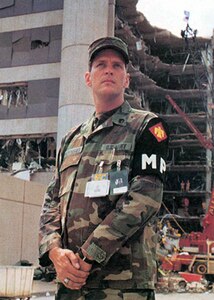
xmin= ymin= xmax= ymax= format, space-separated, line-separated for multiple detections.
xmin=94 ymin=97 xmax=124 ymax=114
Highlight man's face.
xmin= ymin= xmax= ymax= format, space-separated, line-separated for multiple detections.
xmin=85 ymin=49 xmax=130 ymax=100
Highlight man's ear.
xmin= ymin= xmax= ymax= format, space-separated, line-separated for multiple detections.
xmin=124 ymin=73 xmax=130 ymax=88
xmin=85 ymin=72 xmax=92 ymax=87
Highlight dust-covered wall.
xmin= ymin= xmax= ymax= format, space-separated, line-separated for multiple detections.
xmin=0 ymin=173 xmax=46 ymax=265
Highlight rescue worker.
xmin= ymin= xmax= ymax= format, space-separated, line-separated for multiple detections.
xmin=39 ymin=36 xmax=169 ymax=300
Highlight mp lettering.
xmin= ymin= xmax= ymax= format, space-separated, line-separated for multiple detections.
xmin=142 ymin=154 xmax=166 ymax=173
xmin=160 ymin=157 xmax=166 ymax=173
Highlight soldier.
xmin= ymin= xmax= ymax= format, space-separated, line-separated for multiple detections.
xmin=39 ymin=36 xmax=169 ymax=300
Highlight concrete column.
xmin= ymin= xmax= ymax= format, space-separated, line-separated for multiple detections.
xmin=202 ymin=46 xmax=213 ymax=205
xmin=57 ymin=0 xmax=115 ymax=147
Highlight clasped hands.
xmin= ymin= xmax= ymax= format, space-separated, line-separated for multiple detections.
xmin=49 ymin=247 xmax=92 ymax=290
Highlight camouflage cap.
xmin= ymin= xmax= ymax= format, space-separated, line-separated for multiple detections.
xmin=88 ymin=37 xmax=129 ymax=64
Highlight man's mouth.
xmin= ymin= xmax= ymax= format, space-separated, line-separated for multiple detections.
xmin=102 ymin=79 xmax=115 ymax=84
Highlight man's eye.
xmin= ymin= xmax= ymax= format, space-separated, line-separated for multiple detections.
xmin=114 ymin=63 xmax=122 ymax=68
xmin=97 ymin=63 xmax=104 ymax=67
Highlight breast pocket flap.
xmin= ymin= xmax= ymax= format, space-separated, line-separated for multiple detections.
xmin=60 ymin=154 xmax=81 ymax=172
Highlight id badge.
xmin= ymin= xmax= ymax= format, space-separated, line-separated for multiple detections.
xmin=109 ymin=170 xmax=128 ymax=195
xmin=85 ymin=179 xmax=110 ymax=198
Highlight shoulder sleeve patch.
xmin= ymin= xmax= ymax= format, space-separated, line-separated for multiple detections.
xmin=149 ymin=122 xmax=168 ymax=142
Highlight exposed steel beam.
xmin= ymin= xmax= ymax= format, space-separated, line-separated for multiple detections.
xmin=165 ymin=94 xmax=213 ymax=150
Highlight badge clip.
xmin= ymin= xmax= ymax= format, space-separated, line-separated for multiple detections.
xmin=98 ymin=160 xmax=104 ymax=173
xmin=117 ymin=160 xmax=121 ymax=171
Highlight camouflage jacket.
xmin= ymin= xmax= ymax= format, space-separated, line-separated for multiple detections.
xmin=39 ymin=101 xmax=169 ymax=289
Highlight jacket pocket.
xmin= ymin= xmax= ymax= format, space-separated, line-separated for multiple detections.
xmin=95 ymin=149 xmax=129 ymax=173
xmin=59 ymin=153 xmax=81 ymax=197
xmin=59 ymin=154 xmax=82 ymax=230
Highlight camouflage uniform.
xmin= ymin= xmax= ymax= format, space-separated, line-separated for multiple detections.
xmin=39 ymin=101 xmax=168 ymax=299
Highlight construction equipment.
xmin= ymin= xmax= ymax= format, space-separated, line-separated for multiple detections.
xmin=160 ymin=188 xmax=214 ymax=276
xmin=179 ymin=187 xmax=214 ymax=253
xmin=161 ymin=240 xmax=214 ymax=275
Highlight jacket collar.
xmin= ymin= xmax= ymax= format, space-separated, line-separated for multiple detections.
xmin=80 ymin=101 xmax=132 ymax=138
xmin=111 ymin=100 xmax=131 ymax=126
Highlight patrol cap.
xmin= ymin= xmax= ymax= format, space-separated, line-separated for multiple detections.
xmin=88 ymin=36 xmax=129 ymax=65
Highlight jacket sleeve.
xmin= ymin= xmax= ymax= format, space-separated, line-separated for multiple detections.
xmin=81 ymin=117 xmax=169 ymax=264
xmin=38 ymin=147 xmax=63 ymax=266
xmin=38 ymin=125 xmax=81 ymax=266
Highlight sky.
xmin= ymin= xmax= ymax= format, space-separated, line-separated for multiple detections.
xmin=136 ymin=0 xmax=214 ymax=38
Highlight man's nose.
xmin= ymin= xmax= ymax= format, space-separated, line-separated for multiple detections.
xmin=105 ymin=65 xmax=113 ymax=74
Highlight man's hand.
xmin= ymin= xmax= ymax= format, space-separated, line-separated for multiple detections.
xmin=49 ymin=247 xmax=90 ymax=290
xmin=76 ymin=252 xmax=93 ymax=272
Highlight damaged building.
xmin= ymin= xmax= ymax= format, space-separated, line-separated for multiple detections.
xmin=114 ymin=1 xmax=214 ymax=232
xmin=0 ymin=0 xmax=213 ymax=232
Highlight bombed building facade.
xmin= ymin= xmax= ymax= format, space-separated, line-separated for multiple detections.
xmin=0 ymin=0 xmax=213 ymax=232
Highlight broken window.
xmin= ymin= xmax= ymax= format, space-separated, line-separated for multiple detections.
xmin=0 ymin=83 xmax=28 ymax=109
xmin=0 ymin=136 xmax=56 ymax=172
xmin=31 ymin=40 xmax=49 ymax=49
xmin=0 ymin=26 xmax=62 ymax=68
xmin=31 ymin=27 xmax=50 ymax=50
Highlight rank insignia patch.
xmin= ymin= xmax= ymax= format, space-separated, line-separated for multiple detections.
xmin=149 ymin=122 xmax=167 ymax=142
